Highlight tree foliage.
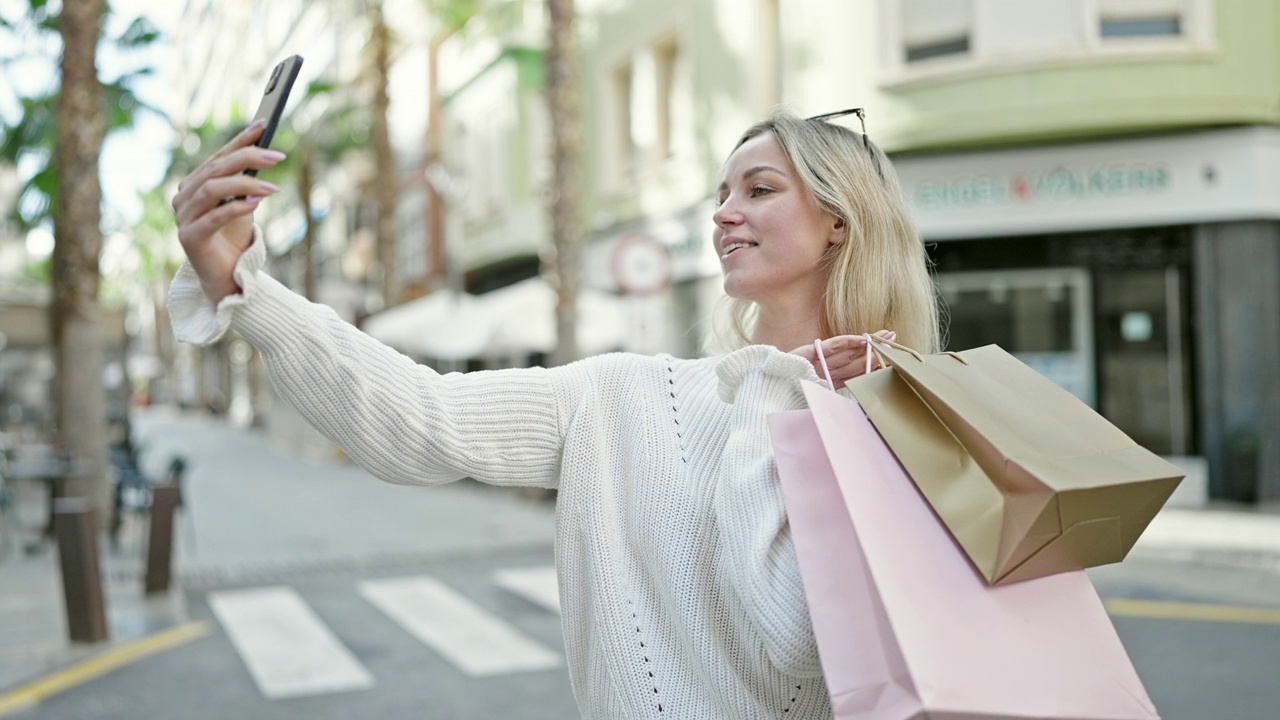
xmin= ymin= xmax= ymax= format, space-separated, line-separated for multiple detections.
xmin=0 ymin=0 xmax=161 ymax=232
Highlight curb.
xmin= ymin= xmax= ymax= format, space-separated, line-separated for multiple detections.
xmin=0 ymin=621 xmax=214 ymax=718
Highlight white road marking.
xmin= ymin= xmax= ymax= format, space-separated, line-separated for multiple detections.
xmin=493 ymin=566 xmax=560 ymax=615
xmin=358 ymin=575 xmax=561 ymax=677
xmin=209 ymin=586 xmax=374 ymax=699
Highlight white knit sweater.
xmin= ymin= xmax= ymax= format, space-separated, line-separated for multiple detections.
xmin=168 ymin=230 xmax=833 ymax=719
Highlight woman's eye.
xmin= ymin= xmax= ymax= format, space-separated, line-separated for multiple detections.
xmin=750 ymin=185 xmax=773 ymax=197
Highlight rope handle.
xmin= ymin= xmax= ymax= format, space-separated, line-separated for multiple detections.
xmin=861 ymin=333 xmax=969 ymax=366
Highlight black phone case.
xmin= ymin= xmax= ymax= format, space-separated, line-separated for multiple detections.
xmin=245 ymin=55 xmax=303 ymax=176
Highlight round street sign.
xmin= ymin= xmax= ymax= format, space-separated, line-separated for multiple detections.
xmin=612 ymin=233 xmax=673 ymax=296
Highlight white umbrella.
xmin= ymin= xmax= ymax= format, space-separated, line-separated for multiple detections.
xmin=480 ymin=278 xmax=625 ymax=357
xmin=362 ymin=290 xmax=494 ymax=361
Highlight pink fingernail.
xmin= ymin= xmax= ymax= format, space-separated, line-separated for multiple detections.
xmin=259 ymin=181 xmax=279 ymax=193
xmin=245 ymin=195 xmax=264 ymax=206
xmin=262 ymin=150 xmax=286 ymax=161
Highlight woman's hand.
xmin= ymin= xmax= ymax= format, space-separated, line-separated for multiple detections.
xmin=171 ymin=120 xmax=285 ymax=305
xmin=790 ymin=330 xmax=896 ymax=389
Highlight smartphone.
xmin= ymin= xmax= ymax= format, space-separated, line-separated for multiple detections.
xmin=244 ymin=54 xmax=303 ymax=176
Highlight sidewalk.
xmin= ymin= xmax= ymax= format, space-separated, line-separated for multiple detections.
xmin=1 ymin=404 xmax=1278 ymax=697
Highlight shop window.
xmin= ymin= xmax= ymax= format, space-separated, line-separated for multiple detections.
xmin=938 ymin=268 xmax=1095 ymax=405
xmin=901 ymin=0 xmax=972 ymax=63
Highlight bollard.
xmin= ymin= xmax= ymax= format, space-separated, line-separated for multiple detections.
xmin=54 ymin=498 xmax=109 ymax=643
xmin=145 ymin=484 xmax=180 ymax=595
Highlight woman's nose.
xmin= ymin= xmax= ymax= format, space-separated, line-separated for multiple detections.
xmin=713 ymin=198 xmax=742 ymax=228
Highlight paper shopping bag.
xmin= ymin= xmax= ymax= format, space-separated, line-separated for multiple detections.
xmin=845 ymin=337 xmax=1183 ymax=585
xmin=769 ymin=382 xmax=1160 ymax=719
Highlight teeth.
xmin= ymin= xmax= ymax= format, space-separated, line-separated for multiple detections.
xmin=721 ymin=242 xmax=753 ymax=257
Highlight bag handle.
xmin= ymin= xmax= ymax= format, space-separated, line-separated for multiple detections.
xmin=814 ymin=331 xmax=922 ymax=391
xmin=813 ymin=339 xmax=835 ymax=391
xmin=863 ymin=333 xmax=969 ymax=366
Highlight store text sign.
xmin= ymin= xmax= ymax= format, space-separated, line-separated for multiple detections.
xmin=894 ymin=127 xmax=1280 ymax=240
xmin=916 ymin=163 xmax=1172 ymax=208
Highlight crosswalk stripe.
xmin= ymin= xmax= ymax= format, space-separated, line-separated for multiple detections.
xmin=358 ymin=575 xmax=561 ymax=677
xmin=493 ymin=566 xmax=561 ymax=615
xmin=209 ymin=586 xmax=375 ymax=699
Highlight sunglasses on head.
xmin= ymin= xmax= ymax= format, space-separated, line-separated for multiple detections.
xmin=805 ymin=107 xmax=884 ymax=181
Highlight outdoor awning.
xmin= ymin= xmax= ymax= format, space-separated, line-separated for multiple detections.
xmin=483 ymin=277 xmax=624 ymax=357
xmin=361 ymin=290 xmax=492 ymax=361
xmin=361 ymin=278 xmax=624 ymax=361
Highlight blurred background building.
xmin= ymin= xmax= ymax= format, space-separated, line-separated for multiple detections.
xmin=3 ymin=0 xmax=1275 ymax=502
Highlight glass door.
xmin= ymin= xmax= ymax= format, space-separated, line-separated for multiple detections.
xmin=1095 ymin=266 xmax=1192 ymax=456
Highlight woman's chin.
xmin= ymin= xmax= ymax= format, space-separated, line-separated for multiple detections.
xmin=721 ymin=275 xmax=760 ymax=302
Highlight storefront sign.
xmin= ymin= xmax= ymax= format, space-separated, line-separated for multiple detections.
xmin=894 ymin=127 xmax=1280 ymax=240
xmin=916 ymin=162 xmax=1172 ymax=209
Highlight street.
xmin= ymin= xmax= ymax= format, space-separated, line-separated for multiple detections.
xmin=25 ymin=551 xmax=579 ymax=719
xmin=4 ymin=408 xmax=1280 ymax=719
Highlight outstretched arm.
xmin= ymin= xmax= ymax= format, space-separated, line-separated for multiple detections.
xmin=169 ymin=125 xmax=585 ymax=489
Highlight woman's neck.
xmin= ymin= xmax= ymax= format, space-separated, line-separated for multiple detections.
xmin=750 ymin=301 xmax=824 ymax=352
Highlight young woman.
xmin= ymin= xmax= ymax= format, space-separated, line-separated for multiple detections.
xmin=169 ymin=110 xmax=939 ymax=719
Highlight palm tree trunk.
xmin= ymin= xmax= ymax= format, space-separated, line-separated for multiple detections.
xmin=425 ymin=37 xmax=447 ymax=290
xmin=370 ymin=0 xmax=398 ymax=305
xmin=52 ymin=0 xmax=110 ymax=523
xmin=299 ymin=144 xmax=317 ymax=300
xmin=546 ymin=0 xmax=581 ymax=366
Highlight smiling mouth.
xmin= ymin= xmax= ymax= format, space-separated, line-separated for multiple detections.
xmin=721 ymin=241 xmax=756 ymax=259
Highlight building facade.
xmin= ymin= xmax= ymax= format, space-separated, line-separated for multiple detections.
xmin=562 ymin=0 xmax=1279 ymax=501
xmin=162 ymin=0 xmax=1277 ymax=501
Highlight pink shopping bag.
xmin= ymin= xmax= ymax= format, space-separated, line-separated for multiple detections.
xmin=769 ymin=381 xmax=1160 ymax=719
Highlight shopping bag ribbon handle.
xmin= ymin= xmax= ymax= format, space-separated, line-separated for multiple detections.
xmin=813 ymin=331 xmax=918 ymax=391
xmin=813 ymin=338 xmax=835 ymax=391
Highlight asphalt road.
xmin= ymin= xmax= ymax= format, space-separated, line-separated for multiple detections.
xmin=11 ymin=551 xmax=1280 ymax=720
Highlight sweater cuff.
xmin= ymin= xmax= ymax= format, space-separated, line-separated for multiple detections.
xmin=167 ymin=225 xmax=269 ymax=346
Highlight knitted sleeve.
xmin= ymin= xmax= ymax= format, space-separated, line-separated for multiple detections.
xmin=713 ymin=346 xmax=824 ymax=678
xmin=167 ymin=227 xmax=585 ymax=489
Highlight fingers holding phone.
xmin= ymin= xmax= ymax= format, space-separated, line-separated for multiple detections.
xmin=172 ymin=121 xmax=286 ymax=303
xmin=171 ymin=54 xmax=302 ymax=305
xmin=173 ymin=121 xmax=285 ymax=225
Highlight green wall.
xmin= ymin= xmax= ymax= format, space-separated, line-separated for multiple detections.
xmin=881 ymin=0 xmax=1280 ymax=152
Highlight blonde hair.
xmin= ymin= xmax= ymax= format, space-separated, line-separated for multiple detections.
xmin=715 ymin=112 xmax=941 ymax=354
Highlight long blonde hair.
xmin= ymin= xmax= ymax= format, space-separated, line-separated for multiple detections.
xmin=717 ymin=112 xmax=941 ymax=354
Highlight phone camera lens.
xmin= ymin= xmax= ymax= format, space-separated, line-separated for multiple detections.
xmin=265 ymin=65 xmax=281 ymax=93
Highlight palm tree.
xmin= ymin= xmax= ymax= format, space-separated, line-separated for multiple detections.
xmin=545 ymin=0 xmax=581 ymax=367
xmin=0 ymin=1 xmax=160 ymax=523
xmin=369 ymin=0 xmax=398 ymax=305
xmin=422 ymin=0 xmax=481 ymax=292
xmin=51 ymin=0 xmax=109 ymax=518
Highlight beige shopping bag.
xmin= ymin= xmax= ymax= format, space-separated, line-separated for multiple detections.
xmin=845 ymin=336 xmax=1183 ymax=585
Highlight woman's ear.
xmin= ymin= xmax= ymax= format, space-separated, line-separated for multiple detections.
xmin=828 ymin=216 xmax=846 ymax=246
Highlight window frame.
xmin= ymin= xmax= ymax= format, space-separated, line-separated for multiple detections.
xmin=878 ymin=0 xmax=1216 ymax=89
